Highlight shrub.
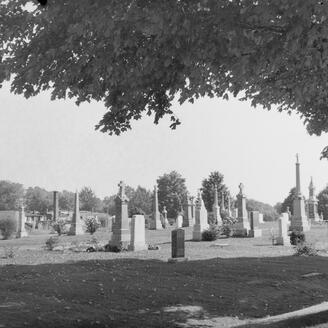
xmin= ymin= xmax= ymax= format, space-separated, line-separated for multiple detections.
xmin=295 ymin=243 xmax=318 ymax=256
xmin=290 ymin=231 xmax=306 ymax=245
xmin=0 ymin=217 xmax=17 ymax=240
xmin=45 ymin=236 xmax=59 ymax=251
xmin=84 ymin=216 xmax=100 ymax=234
xmin=51 ymin=218 xmax=68 ymax=236
xmin=104 ymin=243 xmax=128 ymax=252
xmin=219 ymin=224 xmax=232 ymax=237
xmin=202 ymin=225 xmax=219 ymax=241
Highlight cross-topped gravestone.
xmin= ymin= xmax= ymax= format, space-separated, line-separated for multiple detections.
xmin=192 ymin=191 xmax=209 ymax=241
xmin=232 ymin=183 xmax=250 ymax=236
xmin=110 ymin=181 xmax=130 ymax=248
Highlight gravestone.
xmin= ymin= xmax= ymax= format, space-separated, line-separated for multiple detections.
xmin=129 ymin=215 xmax=147 ymax=251
xmin=232 ymin=183 xmax=250 ymax=236
xmin=69 ymin=190 xmax=84 ymax=235
xmin=53 ymin=191 xmax=59 ymax=221
xmin=227 ymin=196 xmax=232 ymax=217
xmin=149 ymin=185 xmax=163 ymax=230
xmin=276 ymin=213 xmax=291 ymax=246
xmin=248 ymin=211 xmax=262 ymax=238
xmin=307 ymin=177 xmax=320 ymax=222
xmin=16 ymin=204 xmax=28 ymax=238
xmin=258 ymin=213 xmax=264 ymax=224
xmin=171 ymin=229 xmax=185 ymax=258
xmin=192 ymin=192 xmax=209 ymax=241
xmin=168 ymin=228 xmax=189 ymax=262
xmin=176 ymin=214 xmax=183 ymax=228
xmin=110 ymin=181 xmax=131 ymax=248
xmin=212 ymin=186 xmax=222 ymax=225
xmin=183 ymin=196 xmax=193 ymax=227
xmin=290 ymin=155 xmax=310 ymax=232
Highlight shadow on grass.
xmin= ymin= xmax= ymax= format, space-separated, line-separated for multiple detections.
xmin=1 ymin=256 xmax=328 ymax=328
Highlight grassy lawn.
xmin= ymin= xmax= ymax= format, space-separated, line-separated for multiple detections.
xmin=1 ymin=222 xmax=328 ymax=327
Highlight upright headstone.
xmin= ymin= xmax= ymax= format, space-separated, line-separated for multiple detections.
xmin=150 ymin=185 xmax=163 ymax=230
xmin=290 ymin=155 xmax=310 ymax=232
xmin=286 ymin=206 xmax=291 ymax=221
xmin=276 ymin=213 xmax=291 ymax=246
xmin=248 ymin=211 xmax=262 ymax=238
xmin=110 ymin=181 xmax=130 ymax=248
xmin=69 ymin=190 xmax=84 ymax=235
xmin=168 ymin=228 xmax=188 ymax=262
xmin=183 ymin=196 xmax=193 ymax=227
xmin=192 ymin=192 xmax=209 ymax=241
xmin=233 ymin=183 xmax=250 ymax=236
xmin=176 ymin=214 xmax=183 ymax=228
xmin=212 ymin=186 xmax=222 ymax=225
xmin=16 ymin=204 xmax=28 ymax=238
xmin=53 ymin=191 xmax=59 ymax=221
xmin=307 ymin=177 xmax=320 ymax=222
xmin=129 ymin=215 xmax=147 ymax=251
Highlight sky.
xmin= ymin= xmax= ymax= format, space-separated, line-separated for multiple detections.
xmin=0 ymin=82 xmax=327 ymax=205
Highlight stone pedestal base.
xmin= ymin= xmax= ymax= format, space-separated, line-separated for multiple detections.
xmin=232 ymin=228 xmax=248 ymax=237
xmin=110 ymin=228 xmax=130 ymax=249
xmin=128 ymin=243 xmax=147 ymax=251
xmin=248 ymin=229 xmax=262 ymax=238
xmin=168 ymin=257 xmax=189 ymax=263
xmin=290 ymin=217 xmax=310 ymax=232
xmin=182 ymin=219 xmax=193 ymax=227
xmin=16 ymin=231 xmax=28 ymax=238
xmin=276 ymin=236 xmax=291 ymax=246
xmin=149 ymin=220 xmax=163 ymax=230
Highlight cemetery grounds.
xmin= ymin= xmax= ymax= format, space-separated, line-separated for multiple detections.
xmin=1 ymin=222 xmax=328 ymax=327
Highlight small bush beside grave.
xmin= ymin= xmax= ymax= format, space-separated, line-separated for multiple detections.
xmin=84 ymin=217 xmax=100 ymax=234
xmin=45 ymin=236 xmax=59 ymax=251
xmin=294 ymin=243 xmax=318 ymax=256
xmin=0 ymin=217 xmax=17 ymax=240
xmin=202 ymin=225 xmax=220 ymax=241
xmin=290 ymin=231 xmax=305 ymax=245
xmin=51 ymin=218 xmax=68 ymax=236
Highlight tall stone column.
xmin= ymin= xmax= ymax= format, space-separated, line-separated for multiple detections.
xmin=16 ymin=204 xmax=28 ymax=238
xmin=307 ymin=177 xmax=320 ymax=222
xmin=190 ymin=196 xmax=195 ymax=224
xmin=232 ymin=183 xmax=250 ymax=236
xmin=221 ymin=192 xmax=226 ymax=211
xmin=111 ymin=181 xmax=131 ymax=247
xmin=192 ymin=191 xmax=209 ymax=241
xmin=290 ymin=155 xmax=310 ymax=231
xmin=69 ymin=190 xmax=84 ymax=235
xmin=53 ymin=191 xmax=59 ymax=221
xmin=212 ymin=185 xmax=222 ymax=225
xmin=183 ymin=196 xmax=194 ymax=227
xmin=227 ymin=196 xmax=232 ymax=217
xmin=150 ymin=185 xmax=162 ymax=230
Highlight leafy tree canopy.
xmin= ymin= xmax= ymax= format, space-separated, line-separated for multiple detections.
xmin=0 ymin=180 xmax=24 ymax=210
xmin=79 ymin=186 xmax=102 ymax=212
xmin=157 ymin=171 xmax=188 ymax=218
xmin=280 ymin=187 xmax=296 ymax=215
xmin=25 ymin=186 xmax=52 ymax=214
xmin=201 ymin=171 xmax=229 ymax=212
xmin=246 ymin=198 xmax=278 ymax=221
xmin=2 ymin=1 xmax=328 ymax=157
xmin=317 ymin=185 xmax=328 ymax=220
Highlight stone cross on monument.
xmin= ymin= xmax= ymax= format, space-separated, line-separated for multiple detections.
xmin=307 ymin=176 xmax=320 ymax=222
xmin=239 ymin=183 xmax=244 ymax=195
xmin=233 ymin=183 xmax=250 ymax=236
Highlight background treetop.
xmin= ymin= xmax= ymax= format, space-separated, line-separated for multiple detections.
xmin=1 ymin=1 xmax=328 ymax=156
